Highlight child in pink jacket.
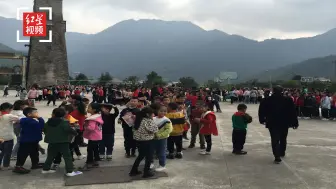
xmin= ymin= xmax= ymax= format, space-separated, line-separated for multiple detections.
xmin=83 ymin=103 xmax=104 ymax=169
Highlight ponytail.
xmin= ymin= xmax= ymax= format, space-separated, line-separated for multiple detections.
xmin=133 ymin=107 xmax=154 ymax=130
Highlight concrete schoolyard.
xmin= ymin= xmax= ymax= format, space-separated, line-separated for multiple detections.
xmin=0 ymin=92 xmax=335 ymax=189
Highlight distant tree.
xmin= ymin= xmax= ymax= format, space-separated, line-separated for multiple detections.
xmin=98 ymin=72 xmax=113 ymax=85
xmin=179 ymin=77 xmax=198 ymax=88
xmin=205 ymin=79 xmax=221 ymax=89
xmin=71 ymin=73 xmax=90 ymax=85
xmin=145 ymin=71 xmax=165 ymax=88
xmin=124 ymin=76 xmax=139 ymax=87
xmin=292 ymin=75 xmax=302 ymax=81
xmin=282 ymin=80 xmax=300 ymax=88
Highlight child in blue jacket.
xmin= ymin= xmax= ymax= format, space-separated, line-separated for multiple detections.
xmin=13 ymin=107 xmax=45 ymax=174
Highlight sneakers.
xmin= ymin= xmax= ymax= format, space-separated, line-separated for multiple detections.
xmin=143 ymin=171 xmax=155 ymax=178
xmin=99 ymin=155 xmax=106 ymax=160
xmin=199 ymin=151 xmax=211 ymax=155
xmin=188 ymin=144 xmax=195 ymax=148
xmin=77 ymin=155 xmax=86 ymax=160
xmin=200 ymin=145 xmax=206 ymax=150
xmin=66 ymin=171 xmax=83 ymax=177
xmin=13 ymin=166 xmax=31 ymax=174
xmin=51 ymin=164 xmax=59 ymax=170
xmin=106 ymin=155 xmax=112 ymax=161
xmin=274 ymin=158 xmax=282 ymax=164
xmin=232 ymin=150 xmax=247 ymax=155
xmin=175 ymin=152 xmax=183 ymax=159
xmin=42 ymin=170 xmax=56 ymax=174
xmin=129 ymin=170 xmax=142 ymax=177
xmin=166 ymin=153 xmax=175 ymax=159
xmin=155 ymin=166 xmax=166 ymax=172
xmin=150 ymin=163 xmax=155 ymax=169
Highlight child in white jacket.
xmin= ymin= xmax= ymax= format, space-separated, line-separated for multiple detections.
xmin=11 ymin=100 xmax=29 ymax=160
xmin=0 ymin=103 xmax=19 ymax=170
xmin=321 ymin=94 xmax=331 ymax=120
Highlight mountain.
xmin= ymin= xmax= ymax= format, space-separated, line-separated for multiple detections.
xmin=0 ymin=16 xmax=336 ymax=81
xmin=0 ymin=43 xmax=16 ymax=53
xmin=250 ymin=55 xmax=336 ymax=82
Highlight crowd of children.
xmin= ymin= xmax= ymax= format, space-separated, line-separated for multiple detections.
xmin=0 ymin=86 xmax=256 ymax=180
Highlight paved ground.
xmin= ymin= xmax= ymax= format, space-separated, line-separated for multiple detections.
xmin=0 ymin=91 xmax=336 ymax=189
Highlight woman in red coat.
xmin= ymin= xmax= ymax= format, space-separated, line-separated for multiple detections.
xmin=194 ymin=104 xmax=218 ymax=155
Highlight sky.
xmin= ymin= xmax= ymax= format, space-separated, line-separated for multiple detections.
xmin=0 ymin=0 xmax=335 ymax=41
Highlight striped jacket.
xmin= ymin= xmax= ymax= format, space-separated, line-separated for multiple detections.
xmin=166 ymin=111 xmax=186 ymax=136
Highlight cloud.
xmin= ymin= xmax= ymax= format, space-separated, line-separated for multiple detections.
xmin=0 ymin=0 xmax=335 ymax=40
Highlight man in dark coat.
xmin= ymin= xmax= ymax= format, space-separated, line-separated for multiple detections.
xmin=258 ymin=86 xmax=298 ymax=164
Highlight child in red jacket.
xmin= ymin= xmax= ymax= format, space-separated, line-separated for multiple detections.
xmin=194 ymin=103 xmax=218 ymax=155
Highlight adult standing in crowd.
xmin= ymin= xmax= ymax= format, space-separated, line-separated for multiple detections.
xmin=258 ymin=85 xmax=298 ymax=164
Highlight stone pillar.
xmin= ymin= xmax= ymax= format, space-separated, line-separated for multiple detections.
xmin=27 ymin=0 xmax=69 ymax=87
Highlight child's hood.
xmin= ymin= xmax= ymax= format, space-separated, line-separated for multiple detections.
xmin=46 ymin=118 xmax=65 ymax=127
xmin=86 ymin=114 xmax=104 ymax=124
xmin=202 ymin=111 xmax=216 ymax=120
xmin=234 ymin=112 xmax=245 ymax=117
xmin=11 ymin=110 xmax=26 ymax=119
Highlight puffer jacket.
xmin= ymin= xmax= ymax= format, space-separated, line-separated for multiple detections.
xmin=83 ymin=114 xmax=104 ymax=141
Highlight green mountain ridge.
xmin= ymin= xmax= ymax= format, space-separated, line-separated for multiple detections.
xmin=0 ymin=17 xmax=335 ymax=82
xmin=250 ymin=55 xmax=336 ymax=82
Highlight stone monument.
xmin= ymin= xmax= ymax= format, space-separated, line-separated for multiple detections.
xmin=27 ymin=0 xmax=69 ymax=87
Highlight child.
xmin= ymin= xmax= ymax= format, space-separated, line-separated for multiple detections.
xmin=195 ymin=103 xmax=218 ymax=155
xmin=42 ymin=108 xmax=82 ymax=176
xmin=321 ymin=93 xmax=331 ymax=120
xmin=51 ymin=105 xmax=81 ymax=170
xmin=119 ymin=97 xmax=140 ymax=158
xmin=129 ymin=107 xmax=158 ymax=178
xmin=99 ymin=104 xmax=119 ymax=161
xmin=83 ymin=103 xmax=104 ymax=169
xmin=177 ymin=100 xmax=190 ymax=141
xmin=188 ymin=100 xmax=205 ymax=149
xmin=149 ymin=103 xmax=161 ymax=116
xmin=166 ymin=102 xmax=185 ymax=159
xmin=153 ymin=96 xmax=162 ymax=105
xmin=0 ymin=103 xmax=19 ymax=170
xmin=83 ymin=98 xmax=90 ymax=107
xmin=162 ymin=96 xmax=170 ymax=107
xmin=13 ymin=107 xmax=44 ymax=174
xmin=231 ymin=104 xmax=252 ymax=155
xmin=11 ymin=100 xmax=29 ymax=160
xmin=153 ymin=105 xmax=172 ymax=171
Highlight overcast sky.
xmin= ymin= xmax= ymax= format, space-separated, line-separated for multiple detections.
xmin=0 ymin=0 xmax=335 ymax=40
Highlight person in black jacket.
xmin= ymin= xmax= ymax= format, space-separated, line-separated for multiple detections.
xmin=99 ymin=104 xmax=119 ymax=161
xmin=258 ymin=85 xmax=298 ymax=164
xmin=118 ymin=98 xmax=141 ymax=158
